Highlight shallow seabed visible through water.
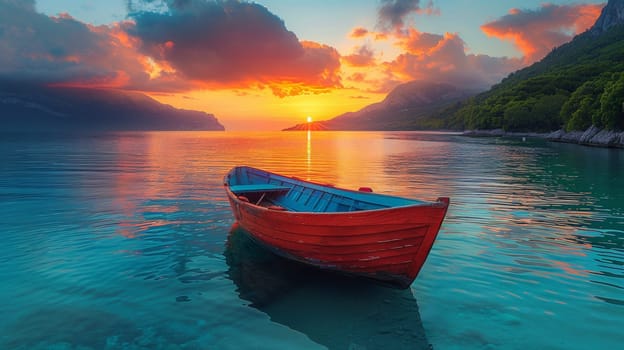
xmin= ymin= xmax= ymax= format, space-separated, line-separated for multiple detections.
xmin=0 ymin=131 xmax=622 ymax=349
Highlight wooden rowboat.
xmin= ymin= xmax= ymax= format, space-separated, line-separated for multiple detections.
xmin=224 ymin=166 xmax=450 ymax=289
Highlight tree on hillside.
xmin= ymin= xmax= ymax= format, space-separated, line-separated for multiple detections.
xmin=560 ymin=79 xmax=605 ymax=131
xmin=599 ymin=73 xmax=624 ymax=130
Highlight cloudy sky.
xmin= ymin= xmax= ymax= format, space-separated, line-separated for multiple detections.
xmin=2 ymin=0 xmax=606 ymax=130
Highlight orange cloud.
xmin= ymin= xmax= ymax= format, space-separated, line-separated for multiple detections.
xmin=481 ymin=3 xmax=604 ymax=63
xmin=350 ymin=27 xmax=369 ymax=38
xmin=374 ymin=32 xmax=390 ymax=41
xmin=348 ymin=72 xmax=367 ymax=83
xmin=348 ymin=26 xmax=390 ymax=41
xmin=266 ymin=41 xmax=342 ymax=97
xmin=383 ymin=32 xmax=524 ymax=91
xmin=342 ymin=45 xmax=376 ymax=67
xmin=396 ymin=28 xmax=443 ymax=54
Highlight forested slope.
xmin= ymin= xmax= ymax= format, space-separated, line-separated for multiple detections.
xmin=449 ymin=25 xmax=624 ymax=132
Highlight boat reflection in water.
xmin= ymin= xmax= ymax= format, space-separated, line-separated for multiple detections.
xmin=225 ymin=224 xmax=432 ymax=350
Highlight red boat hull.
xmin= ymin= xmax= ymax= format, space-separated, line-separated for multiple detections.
xmin=226 ymin=188 xmax=449 ymax=289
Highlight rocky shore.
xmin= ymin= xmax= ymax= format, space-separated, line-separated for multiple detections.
xmin=463 ymin=126 xmax=624 ymax=148
xmin=546 ymin=126 xmax=624 ymax=148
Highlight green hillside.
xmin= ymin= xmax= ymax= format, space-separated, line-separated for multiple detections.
xmin=448 ymin=25 xmax=624 ymax=132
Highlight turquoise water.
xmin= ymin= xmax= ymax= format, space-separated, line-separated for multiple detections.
xmin=0 ymin=131 xmax=622 ymax=349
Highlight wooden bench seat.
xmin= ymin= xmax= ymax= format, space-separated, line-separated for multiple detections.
xmin=229 ymin=184 xmax=291 ymax=194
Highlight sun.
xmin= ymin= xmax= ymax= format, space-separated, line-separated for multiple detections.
xmin=307 ymin=116 xmax=313 ymax=123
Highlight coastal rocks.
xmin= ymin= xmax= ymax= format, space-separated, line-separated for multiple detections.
xmin=546 ymin=129 xmax=565 ymax=139
xmin=588 ymin=128 xmax=624 ymax=147
xmin=579 ymin=125 xmax=601 ymax=143
xmin=547 ymin=126 xmax=624 ymax=148
xmin=464 ymin=126 xmax=624 ymax=148
xmin=557 ymin=130 xmax=585 ymax=143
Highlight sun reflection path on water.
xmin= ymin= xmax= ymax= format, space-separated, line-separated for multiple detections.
xmin=307 ymin=129 xmax=311 ymax=180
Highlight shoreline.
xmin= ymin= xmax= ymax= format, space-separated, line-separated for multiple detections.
xmin=463 ymin=126 xmax=624 ymax=148
xmin=462 ymin=129 xmax=549 ymax=138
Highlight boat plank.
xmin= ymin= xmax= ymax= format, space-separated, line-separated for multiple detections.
xmin=255 ymin=234 xmax=425 ymax=264
xmin=240 ymin=219 xmax=429 ymax=246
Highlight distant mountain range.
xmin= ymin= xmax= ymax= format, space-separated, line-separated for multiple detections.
xmin=283 ymin=81 xmax=479 ymax=131
xmin=0 ymin=82 xmax=225 ymax=132
xmin=286 ymin=0 xmax=624 ymax=133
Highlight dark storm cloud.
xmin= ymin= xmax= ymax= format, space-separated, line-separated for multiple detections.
xmin=0 ymin=0 xmax=127 ymax=85
xmin=377 ymin=0 xmax=436 ymax=31
xmin=126 ymin=0 xmax=342 ymax=94
xmin=0 ymin=0 xmax=165 ymax=90
xmin=0 ymin=0 xmax=341 ymax=95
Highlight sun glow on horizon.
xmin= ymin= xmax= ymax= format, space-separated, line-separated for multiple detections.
xmin=307 ymin=116 xmax=313 ymax=123
xmin=146 ymin=88 xmax=382 ymax=131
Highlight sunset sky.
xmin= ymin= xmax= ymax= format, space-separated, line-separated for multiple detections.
xmin=3 ymin=0 xmax=606 ymax=130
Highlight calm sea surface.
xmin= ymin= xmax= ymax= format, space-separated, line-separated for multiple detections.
xmin=0 ymin=131 xmax=622 ymax=350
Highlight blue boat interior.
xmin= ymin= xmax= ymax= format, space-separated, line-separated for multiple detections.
xmin=226 ymin=166 xmax=426 ymax=213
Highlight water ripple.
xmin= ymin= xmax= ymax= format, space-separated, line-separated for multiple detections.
xmin=1 ymin=131 xmax=623 ymax=349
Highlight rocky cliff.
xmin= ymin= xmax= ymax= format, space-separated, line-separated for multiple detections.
xmin=591 ymin=0 xmax=624 ymax=34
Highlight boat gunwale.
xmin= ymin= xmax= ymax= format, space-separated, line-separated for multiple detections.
xmin=224 ymin=166 xmax=449 ymax=215
xmin=224 ymin=184 xmax=448 ymax=215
